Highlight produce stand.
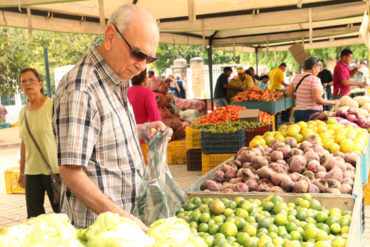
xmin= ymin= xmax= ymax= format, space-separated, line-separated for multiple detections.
xmin=185 ymin=156 xmax=364 ymax=247
xmin=231 ymin=97 xmax=295 ymax=131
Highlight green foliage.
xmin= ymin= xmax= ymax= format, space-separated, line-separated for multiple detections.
xmin=0 ymin=26 xmax=97 ymax=96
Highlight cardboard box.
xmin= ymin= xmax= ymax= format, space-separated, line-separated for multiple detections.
xmin=289 ymin=43 xmax=308 ymax=64
xmin=239 ymin=109 xmax=260 ymax=122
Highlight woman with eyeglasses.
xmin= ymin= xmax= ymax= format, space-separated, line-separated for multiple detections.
xmin=18 ymin=68 xmax=60 ymax=218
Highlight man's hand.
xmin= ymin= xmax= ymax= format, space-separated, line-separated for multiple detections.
xmin=145 ymin=121 xmax=172 ymax=140
xmin=18 ymin=173 xmax=25 ymax=188
xmin=360 ymin=82 xmax=368 ymax=87
xmin=332 ymin=100 xmax=339 ymax=106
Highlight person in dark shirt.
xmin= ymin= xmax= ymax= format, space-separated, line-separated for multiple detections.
xmin=318 ymin=60 xmax=333 ymax=111
xmin=246 ymin=67 xmax=260 ymax=83
xmin=175 ymin=75 xmax=187 ymax=99
xmin=214 ymin=67 xmax=241 ymax=106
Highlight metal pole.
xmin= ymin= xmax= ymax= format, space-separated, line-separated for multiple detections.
xmin=43 ymin=47 xmax=51 ymax=97
xmin=255 ymin=47 xmax=259 ymax=76
xmin=207 ymin=41 xmax=214 ymax=111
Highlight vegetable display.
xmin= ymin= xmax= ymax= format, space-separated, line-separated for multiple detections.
xmin=0 ymin=213 xmax=206 ymax=247
xmin=231 ymin=87 xmax=284 ymax=102
xmin=191 ymin=121 xmax=268 ymax=134
xmin=193 ymin=105 xmax=247 ymax=125
xmin=200 ymin=137 xmax=357 ymax=194
xmin=249 ymin=119 xmax=368 ymax=154
xmin=177 ymin=194 xmax=350 ymax=247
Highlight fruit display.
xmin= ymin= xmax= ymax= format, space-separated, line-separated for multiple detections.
xmin=200 ymin=137 xmax=357 ymax=194
xmin=231 ymin=87 xmax=284 ymax=102
xmin=190 ymin=121 xmax=269 ymax=134
xmin=260 ymin=111 xmax=272 ymax=124
xmin=193 ymin=105 xmax=247 ymax=125
xmin=249 ymin=119 xmax=368 ymax=154
xmin=0 ymin=212 xmax=207 ymax=247
xmin=177 ymin=194 xmax=351 ymax=247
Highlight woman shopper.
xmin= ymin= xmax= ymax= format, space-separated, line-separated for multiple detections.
xmin=286 ymin=57 xmax=338 ymax=122
xmin=127 ymin=69 xmax=162 ymax=124
xmin=18 ymin=68 xmax=60 ymax=218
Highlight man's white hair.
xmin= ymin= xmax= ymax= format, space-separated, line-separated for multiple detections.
xmin=108 ymin=4 xmax=133 ymax=33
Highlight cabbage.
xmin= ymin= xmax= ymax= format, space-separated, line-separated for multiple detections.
xmin=339 ymin=96 xmax=359 ymax=108
xmin=80 ymin=212 xmax=154 ymax=247
xmin=0 ymin=214 xmax=82 ymax=247
xmin=147 ymin=217 xmax=207 ymax=247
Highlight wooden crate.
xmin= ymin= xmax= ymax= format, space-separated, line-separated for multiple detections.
xmin=4 ymin=167 xmax=25 ymax=194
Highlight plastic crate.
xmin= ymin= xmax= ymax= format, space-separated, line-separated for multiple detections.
xmin=201 ymin=129 xmax=246 ymax=154
xmin=246 ymin=125 xmax=271 ymax=146
xmin=4 ymin=167 xmax=25 ymax=194
xmin=186 ymin=127 xmax=201 ymax=150
xmin=201 ymin=153 xmax=235 ymax=174
xmin=186 ymin=149 xmax=202 ymax=171
xmin=167 ymin=139 xmax=187 ymax=165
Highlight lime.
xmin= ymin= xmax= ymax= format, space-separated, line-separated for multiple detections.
xmin=326 ymin=216 xmax=340 ymax=226
xmin=199 ymin=204 xmax=209 ymax=213
xmin=189 ymin=221 xmax=198 ymax=229
xmin=296 ymin=226 xmax=304 ymax=234
xmin=315 ymin=230 xmax=328 ymax=241
xmin=303 ymin=227 xmax=318 ymax=241
xmin=278 ymin=226 xmax=288 ymax=236
xmin=203 ymin=235 xmax=214 ymax=247
xmin=288 ymin=208 xmax=297 ymax=217
xmin=303 ymin=223 xmax=316 ymax=231
xmin=305 ymin=217 xmax=317 ymax=224
xmin=297 ymin=210 xmax=308 ymax=221
xmin=281 ymin=233 xmax=292 ymax=241
xmin=213 ymin=236 xmax=227 ymax=246
xmin=236 ymin=232 xmax=249 ymax=245
xmin=314 ymin=240 xmax=331 ymax=247
xmin=224 ymin=208 xmax=234 ymax=217
xmin=316 ymin=223 xmax=330 ymax=234
xmin=295 ymin=198 xmax=303 ymax=206
xmin=273 ymin=202 xmax=288 ymax=215
xmin=214 ymin=232 xmax=226 ymax=241
xmin=316 ymin=211 xmax=329 ymax=222
xmin=245 ymin=236 xmax=258 ymax=247
xmin=342 ymin=210 xmax=352 ymax=216
xmin=330 ymin=223 xmax=341 ymax=234
xmin=237 ymin=199 xmax=247 ymax=208
xmin=227 ymin=201 xmax=237 ymax=210
xmin=200 ymin=212 xmax=211 ymax=223
xmin=190 ymin=211 xmax=201 ymax=222
xmin=213 ymin=215 xmax=225 ymax=225
xmin=275 ymin=213 xmax=288 ymax=226
xmin=221 ymin=198 xmax=230 ymax=205
xmin=258 ymin=217 xmax=273 ymax=229
xmin=302 ymin=193 xmax=313 ymax=201
xmin=220 ymin=222 xmax=238 ymax=237
xmin=310 ymin=199 xmax=321 ymax=210
xmin=262 ymin=201 xmax=274 ymax=212
xmin=300 ymin=199 xmax=310 ymax=209
xmin=226 ymin=216 xmax=236 ymax=223
xmin=273 ymin=236 xmax=284 ymax=246
xmin=210 ymin=199 xmax=226 ymax=215
xmin=285 ymin=222 xmax=297 ymax=233
xmin=340 ymin=216 xmax=351 ymax=227
xmin=268 ymin=232 xmax=278 ymax=240
xmin=268 ymin=224 xmax=278 ymax=233
xmin=198 ymin=223 xmax=209 ymax=232
xmin=284 ymin=240 xmax=300 ymax=247
xmin=226 ymin=236 xmax=236 ymax=243
xmin=191 ymin=197 xmax=202 ymax=207
xmin=341 ymin=226 xmax=349 ymax=234
xmin=208 ymin=223 xmax=219 ymax=235
xmin=234 ymin=217 xmax=246 ymax=230
xmin=332 ymin=236 xmax=346 ymax=247
xmin=177 ymin=212 xmax=185 ymax=219
xmin=234 ymin=196 xmax=244 ymax=206
xmin=246 ymin=215 xmax=256 ymax=223
xmin=241 ymin=201 xmax=253 ymax=213
xmin=290 ymin=230 xmax=301 ymax=240
xmin=234 ymin=208 xmax=248 ymax=218
xmin=301 ymin=242 xmax=314 ymax=247
xmin=269 ymin=195 xmax=284 ymax=205
xmin=244 ymin=224 xmax=257 ymax=237
xmin=176 ymin=207 xmax=185 ymax=214
xmin=183 ymin=202 xmax=196 ymax=211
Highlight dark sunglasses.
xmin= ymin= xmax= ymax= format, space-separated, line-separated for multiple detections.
xmin=113 ymin=24 xmax=158 ymax=64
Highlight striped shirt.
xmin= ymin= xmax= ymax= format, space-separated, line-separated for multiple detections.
xmin=52 ymin=46 xmax=145 ymax=229
xmin=292 ymin=72 xmax=323 ymax=111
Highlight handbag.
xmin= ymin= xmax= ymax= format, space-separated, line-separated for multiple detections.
xmin=24 ymin=108 xmax=61 ymax=205
xmin=135 ymin=127 xmax=188 ymax=226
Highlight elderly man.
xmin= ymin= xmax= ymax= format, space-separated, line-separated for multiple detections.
xmin=53 ymin=4 xmax=165 ymax=230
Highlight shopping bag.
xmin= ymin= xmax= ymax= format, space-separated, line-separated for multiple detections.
xmin=135 ymin=127 xmax=188 ymax=226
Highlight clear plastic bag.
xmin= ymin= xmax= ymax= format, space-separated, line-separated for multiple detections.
xmin=135 ymin=127 xmax=188 ymax=226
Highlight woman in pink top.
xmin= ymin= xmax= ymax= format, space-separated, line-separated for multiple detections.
xmin=286 ymin=57 xmax=338 ymax=122
xmin=127 ymin=69 xmax=161 ymax=124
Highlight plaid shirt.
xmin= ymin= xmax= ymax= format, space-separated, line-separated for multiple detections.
xmin=52 ymin=46 xmax=146 ymax=229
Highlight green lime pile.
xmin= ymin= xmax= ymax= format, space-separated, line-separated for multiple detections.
xmin=176 ymin=194 xmax=350 ymax=247
xmin=191 ymin=121 xmax=267 ymax=134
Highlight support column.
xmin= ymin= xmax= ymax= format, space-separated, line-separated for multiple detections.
xmin=207 ymin=42 xmax=214 ymax=111
xmin=255 ymin=47 xmax=259 ymax=76
xmin=43 ymin=47 xmax=51 ymax=97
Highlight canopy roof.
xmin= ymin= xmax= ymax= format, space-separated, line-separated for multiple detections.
xmin=0 ymin=0 xmax=367 ymax=51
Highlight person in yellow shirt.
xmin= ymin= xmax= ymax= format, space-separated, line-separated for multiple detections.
xmin=227 ymin=68 xmax=254 ymax=102
xmin=268 ymin=63 xmax=288 ymax=90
